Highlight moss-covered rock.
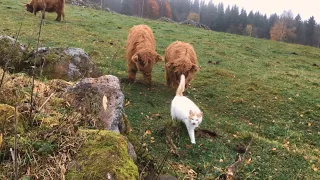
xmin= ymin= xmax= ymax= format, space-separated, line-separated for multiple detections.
xmin=0 ymin=36 xmax=27 ymax=71
xmin=28 ymin=47 xmax=101 ymax=81
xmin=66 ymin=129 xmax=138 ymax=180
xmin=0 ymin=104 xmax=24 ymax=135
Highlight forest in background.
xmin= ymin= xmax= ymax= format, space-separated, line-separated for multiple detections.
xmin=98 ymin=0 xmax=320 ymax=48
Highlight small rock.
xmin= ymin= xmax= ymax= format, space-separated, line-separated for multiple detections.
xmin=157 ymin=17 xmax=176 ymax=23
xmin=179 ymin=20 xmax=210 ymax=30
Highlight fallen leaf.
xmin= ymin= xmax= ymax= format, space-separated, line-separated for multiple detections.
xmin=0 ymin=133 xmax=2 ymax=148
xmin=300 ymin=114 xmax=304 ymax=117
xmin=296 ymin=93 xmax=300 ymax=97
xmin=245 ymin=158 xmax=252 ymax=164
xmin=303 ymin=156 xmax=308 ymax=160
xmin=219 ymin=159 xmax=224 ymax=163
xmin=186 ymin=144 xmax=192 ymax=149
xmin=151 ymin=113 xmax=161 ymax=117
xmin=272 ymin=148 xmax=277 ymax=151
xmin=308 ymin=122 xmax=312 ymax=127
xmin=124 ymin=101 xmax=130 ymax=107
xmin=145 ymin=130 xmax=151 ymax=135
xmin=102 ymin=95 xmax=108 ymax=111
xmin=312 ymin=164 xmax=318 ymax=172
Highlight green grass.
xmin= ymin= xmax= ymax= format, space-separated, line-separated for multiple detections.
xmin=1 ymin=0 xmax=320 ymax=179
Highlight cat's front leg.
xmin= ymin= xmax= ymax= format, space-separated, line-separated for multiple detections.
xmin=187 ymin=126 xmax=196 ymax=144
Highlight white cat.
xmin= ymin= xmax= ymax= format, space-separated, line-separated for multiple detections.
xmin=171 ymin=74 xmax=203 ymax=144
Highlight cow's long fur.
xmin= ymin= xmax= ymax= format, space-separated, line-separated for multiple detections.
xmin=26 ymin=0 xmax=65 ymax=21
xmin=165 ymin=41 xmax=199 ymax=88
xmin=126 ymin=24 xmax=162 ymax=84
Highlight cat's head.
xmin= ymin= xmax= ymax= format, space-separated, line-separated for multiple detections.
xmin=188 ymin=110 xmax=203 ymax=127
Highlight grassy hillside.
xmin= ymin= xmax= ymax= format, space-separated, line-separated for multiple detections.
xmin=1 ymin=0 xmax=320 ymax=179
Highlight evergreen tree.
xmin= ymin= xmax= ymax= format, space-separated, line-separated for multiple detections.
xmin=224 ymin=5 xmax=231 ymax=31
xmin=200 ymin=0 xmax=217 ymax=27
xmin=105 ymin=0 xmax=122 ymax=12
xmin=305 ymin=16 xmax=316 ymax=46
xmin=199 ymin=0 xmax=208 ymax=24
xmin=247 ymin=11 xmax=254 ymax=25
xmin=210 ymin=2 xmax=224 ymax=31
xmin=192 ymin=0 xmax=199 ymax=13
xmin=239 ymin=8 xmax=247 ymax=34
xmin=169 ymin=0 xmax=192 ymax=21
xmin=121 ymin=0 xmax=132 ymax=15
xmin=314 ymin=25 xmax=320 ymax=47
xmin=294 ymin=14 xmax=305 ymax=44
xmin=229 ymin=5 xmax=241 ymax=34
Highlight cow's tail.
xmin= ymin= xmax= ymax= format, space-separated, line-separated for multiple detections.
xmin=176 ymin=74 xmax=185 ymax=97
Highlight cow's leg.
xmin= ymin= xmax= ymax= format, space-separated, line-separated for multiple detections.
xmin=56 ymin=12 xmax=62 ymax=21
xmin=128 ymin=62 xmax=137 ymax=84
xmin=41 ymin=10 xmax=45 ymax=20
xmin=143 ymin=72 xmax=152 ymax=85
xmin=166 ymin=72 xmax=171 ymax=86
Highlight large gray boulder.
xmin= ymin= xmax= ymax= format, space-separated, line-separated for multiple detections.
xmin=64 ymin=75 xmax=125 ymax=132
xmin=31 ymin=47 xmax=100 ymax=81
xmin=64 ymin=75 xmax=137 ymax=161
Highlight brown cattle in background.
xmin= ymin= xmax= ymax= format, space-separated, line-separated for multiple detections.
xmin=165 ymin=41 xmax=199 ymax=88
xmin=26 ymin=0 xmax=65 ymax=21
xmin=126 ymin=24 xmax=162 ymax=85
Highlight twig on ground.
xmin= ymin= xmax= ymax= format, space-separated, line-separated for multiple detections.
xmin=30 ymin=10 xmax=45 ymax=119
xmin=14 ymin=103 xmax=18 ymax=180
xmin=165 ymin=135 xmax=179 ymax=157
xmin=139 ymin=160 xmax=151 ymax=180
xmin=225 ymin=137 xmax=253 ymax=180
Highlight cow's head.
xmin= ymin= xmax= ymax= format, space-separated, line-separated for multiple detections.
xmin=131 ymin=49 xmax=162 ymax=84
xmin=26 ymin=4 xmax=33 ymax=13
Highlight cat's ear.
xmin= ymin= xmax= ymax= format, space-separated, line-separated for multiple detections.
xmin=189 ymin=110 xmax=194 ymax=116
xmin=197 ymin=112 xmax=203 ymax=118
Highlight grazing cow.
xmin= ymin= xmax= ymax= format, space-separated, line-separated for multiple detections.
xmin=26 ymin=0 xmax=65 ymax=21
xmin=126 ymin=24 xmax=162 ymax=85
xmin=165 ymin=41 xmax=199 ymax=89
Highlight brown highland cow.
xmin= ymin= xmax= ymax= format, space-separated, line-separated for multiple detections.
xmin=165 ymin=41 xmax=199 ymax=88
xmin=26 ymin=0 xmax=65 ymax=21
xmin=126 ymin=24 xmax=162 ymax=84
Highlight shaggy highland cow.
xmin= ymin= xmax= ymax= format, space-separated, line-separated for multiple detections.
xmin=165 ymin=41 xmax=199 ymax=88
xmin=126 ymin=24 xmax=162 ymax=85
xmin=26 ymin=0 xmax=65 ymax=21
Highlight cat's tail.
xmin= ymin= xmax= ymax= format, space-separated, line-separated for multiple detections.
xmin=176 ymin=74 xmax=185 ymax=96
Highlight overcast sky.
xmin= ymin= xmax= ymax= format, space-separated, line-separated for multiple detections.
xmin=205 ymin=0 xmax=319 ymax=23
